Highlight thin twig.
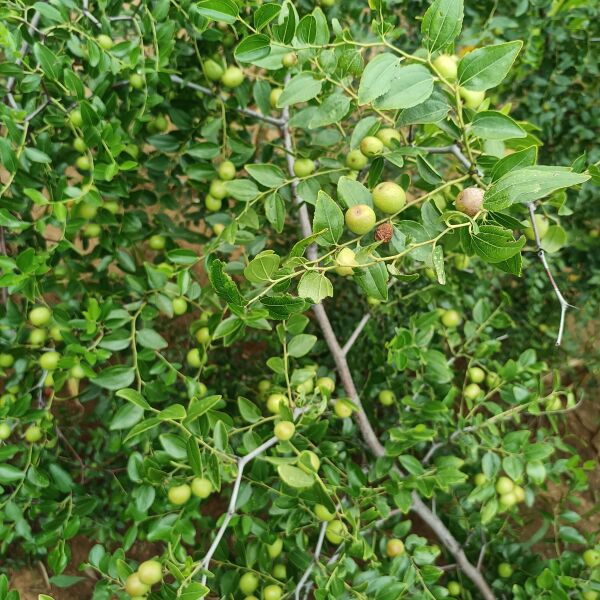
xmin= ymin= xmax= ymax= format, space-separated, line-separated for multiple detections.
xmin=294 ymin=520 xmax=328 ymax=600
xmin=82 ymin=0 xmax=102 ymax=27
xmin=280 ymin=102 xmax=497 ymax=600
xmin=342 ymin=313 xmax=371 ymax=356
xmin=170 ymin=75 xmax=285 ymax=127
xmin=527 ymin=202 xmax=572 ymax=346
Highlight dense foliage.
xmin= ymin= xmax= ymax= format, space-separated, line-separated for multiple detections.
xmin=1 ymin=1 xmax=599 ymax=600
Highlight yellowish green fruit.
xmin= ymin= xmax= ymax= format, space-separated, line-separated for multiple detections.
xmin=282 ymin=52 xmax=298 ymax=68
xmin=346 ymin=149 xmax=368 ymax=170
xmin=372 ymin=181 xmax=406 ymax=214
xmin=432 ymin=54 xmax=458 ymax=80
xmin=129 ymin=73 xmax=144 ymax=89
xmin=299 ymin=450 xmax=320 ymax=472
xmin=0 ymin=353 xmax=14 ymax=368
xmin=270 ymin=88 xmax=283 ymax=108
xmin=267 ymin=538 xmax=283 ymax=559
xmin=69 ymin=109 xmax=83 ymax=127
xmin=172 ymin=297 xmax=187 ymax=315
xmin=345 ymin=204 xmax=376 ymax=235
xmin=195 ymin=326 xmax=211 ymax=345
xmin=378 ymin=389 xmax=395 ymax=406
xmin=495 ymin=476 xmax=514 ymax=495
xmin=499 ymin=491 xmax=518 ymax=508
xmin=258 ymin=379 xmax=271 ymax=393
xmin=315 ymin=503 xmax=335 ymax=521
xmin=205 ymin=195 xmax=222 ymax=211
xmin=39 ymin=351 xmax=60 ymax=371
xmin=274 ymin=420 xmax=295 ymax=441
xmin=239 ymin=572 xmax=259 ymax=595
xmin=464 ymin=383 xmax=482 ymax=400
xmin=218 ymin=160 xmax=236 ymax=181
xmin=221 ymin=66 xmax=244 ymax=88
xmin=76 ymin=156 xmax=91 ymax=171
xmin=334 ymin=399 xmax=352 ymax=418
xmin=186 ymin=348 xmax=202 ymax=368
xmin=272 ymin=564 xmax=286 ymax=579
xmin=149 ymin=234 xmax=166 ymax=250
xmin=441 ymin=309 xmax=462 ymax=328
xmin=137 ymin=560 xmax=163 ymax=586
xmin=454 ymin=254 xmax=470 ymax=270
xmin=263 ymin=584 xmax=283 ymax=600
xmin=73 ymin=137 xmax=87 ymax=153
xmin=293 ymin=158 xmax=315 ymax=178
xmin=376 ymin=128 xmax=401 ymax=148
xmin=335 ymin=247 xmax=358 ymax=276
xmin=124 ymin=573 xmax=150 ymax=596
xmin=213 ymin=223 xmax=225 ymax=235
xmin=83 ymin=223 xmax=101 ymax=238
xmin=474 ymin=473 xmax=487 ymax=486
xmin=486 ymin=372 xmax=500 ymax=388
xmin=447 ymin=581 xmax=462 ymax=596
xmin=316 ymin=376 xmax=335 ymax=393
xmin=386 ymin=538 xmax=405 ymax=557
xmin=459 ymin=87 xmax=485 ymax=109
xmin=191 ymin=477 xmax=213 ymax=498
xmin=360 ymin=135 xmax=384 ymax=157
xmin=204 ymin=58 xmax=224 ymax=82
xmin=468 ymin=367 xmax=485 ymax=383
xmin=266 ymin=393 xmax=288 ymax=415
xmin=325 ymin=519 xmax=346 ymax=544
xmin=96 ymin=34 xmax=114 ymax=51
xmin=0 ymin=423 xmax=11 ymax=440
xmin=168 ymin=484 xmax=191 ymax=505
xmin=583 ymin=549 xmax=600 ymax=568
xmin=29 ymin=328 xmax=47 ymax=346
xmin=523 ymin=214 xmax=550 ymax=241
xmin=24 ymin=425 xmax=42 ymax=443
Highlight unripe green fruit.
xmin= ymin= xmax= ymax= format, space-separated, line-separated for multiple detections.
xmin=454 ymin=254 xmax=470 ymax=270
xmin=213 ymin=223 xmax=225 ymax=235
xmin=104 ymin=200 xmax=120 ymax=214
xmin=345 ymin=204 xmax=376 ymax=235
xmin=190 ymin=476 xmax=213 ymax=499
xmin=73 ymin=137 xmax=87 ymax=153
xmin=497 ymin=562 xmax=513 ymax=578
xmin=468 ymin=367 xmax=485 ymax=383
xmin=583 ymin=592 xmax=598 ymax=600
xmin=0 ymin=353 xmax=14 ymax=368
xmin=239 ymin=572 xmax=259 ymax=595
xmin=272 ymin=564 xmax=286 ymax=579
xmin=270 ymin=88 xmax=283 ymax=108
xmin=267 ymin=538 xmax=283 ymax=559
xmin=334 ymin=400 xmax=352 ymax=418
xmin=583 ymin=549 xmax=600 ymax=567
xmin=474 ymin=473 xmax=487 ymax=486
xmin=205 ymin=195 xmax=222 ymax=211
xmin=464 ymin=383 xmax=482 ymax=400
xmin=424 ymin=267 xmax=436 ymax=280
xmin=218 ymin=160 xmax=236 ymax=181
xmin=486 ymin=372 xmax=500 ymax=388
xmin=432 ymin=54 xmax=458 ymax=80
xmin=263 ymin=584 xmax=283 ymax=600
xmin=138 ymin=560 xmax=163 ymax=585
xmin=149 ymin=234 xmax=166 ymax=250
xmin=267 ymin=393 xmax=288 ymax=415
xmin=129 ymin=73 xmax=144 ymax=89
xmin=447 ymin=581 xmax=462 ymax=596
xmin=499 ymin=491 xmax=518 ymax=508
xmin=78 ymin=202 xmax=98 ymax=220
xmin=83 ymin=223 xmax=101 ymax=238
xmin=524 ymin=214 xmax=550 ymax=241
xmin=70 ymin=364 xmax=85 ymax=379
xmin=293 ymin=158 xmax=315 ymax=178
xmin=360 ymin=135 xmax=384 ymax=157
xmin=125 ymin=573 xmax=150 ymax=596
xmin=195 ymin=326 xmax=211 ymax=345
xmin=282 ymin=52 xmax=298 ymax=68
xmin=335 ymin=247 xmax=358 ymax=276
xmin=204 ymin=59 xmax=224 ymax=81
xmin=209 ymin=179 xmax=227 ymax=200
xmin=221 ymin=66 xmax=244 ymax=88
xmin=455 ymin=187 xmax=484 ymax=217
xmin=187 ymin=349 xmax=202 ymax=368
xmin=76 ymin=155 xmax=91 ymax=171
xmin=545 ymin=395 xmax=562 ymax=411
xmin=346 ymin=149 xmax=368 ymax=170
xmin=378 ymin=389 xmax=395 ymax=406
xmin=97 ymin=34 xmax=114 ymax=51
xmin=376 ymin=128 xmax=401 ymax=148
xmin=315 ymin=503 xmax=335 ymax=521
xmin=168 ymin=483 xmax=191 ymax=505
xmin=297 ymin=378 xmax=315 ymax=394
xmin=299 ymin=450 xmax=320 ymax=472
xmin=496 ymin=476 xmax=515 ymax=495
xmin=69 ymin=109 xmax=83 ymax=127
xmin=513 ymin=485 xmax=525 ymax=503
xmin=39 ymin=351 xmax=60 ymax=371
xmin=274 ymin=420 xmax=295 ymax=441
xmin=50 ymin=324 xmax=63 ymax=341
xmin=0 ymin=423 xmax=11 ymax=440
xmin=386 ymin=538 xmax=405 ymax=557
xmin=316 ymin=376 xmax=335 ymax=393
xmin=171 ymin=297 xmax=187 ymax=316
xmin=29 ymin=328 xmax=47 ymax=346
xmin=25 ymin=425 xmax=42 ymax=443
xmin=372 ymin=181 xmax=406 ymax=214
xmin=258 ymin=379 xmax=271 ymax=393
xmin=153 ymin=115 xmax=169 ymax=132
xmin=459 ymin=87 xmax=485 ymax=109
xmin=441 ymin=309 xmax=462 ymax=328
xmin=325 ymin=519 xmax=346 ymax=544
